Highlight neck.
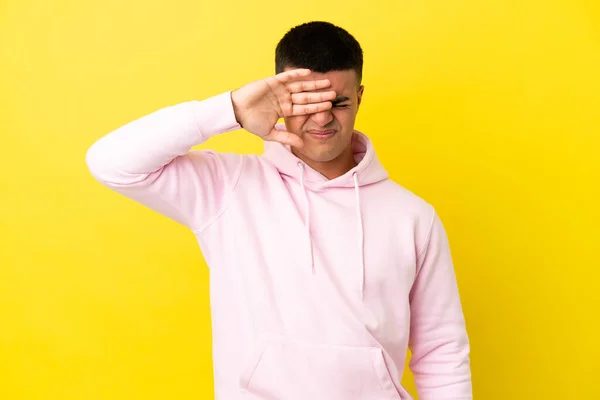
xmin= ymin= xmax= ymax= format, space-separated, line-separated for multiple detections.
xmin=293 ymin=147 xmax=357 ymax=180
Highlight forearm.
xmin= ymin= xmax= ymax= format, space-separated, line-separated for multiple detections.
xmin=86 ymin=91 xmax=240 ymax=187
xmin=409 ymin=320 xmax=472 ymax=399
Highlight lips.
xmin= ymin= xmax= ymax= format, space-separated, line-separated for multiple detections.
xmin=308 ymin=130 xmax=336 ymax=135
xmin=307 ymin=129 xmax=336 ymax=140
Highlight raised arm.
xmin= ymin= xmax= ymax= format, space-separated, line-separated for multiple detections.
xmin=86 ymin=69 xmax=337 ymax=232
xmin=86 ymin=92 xmax=243 ymax=232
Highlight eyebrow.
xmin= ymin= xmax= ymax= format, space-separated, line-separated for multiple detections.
xmin=331 ymin=96 xmax=351 ymax=106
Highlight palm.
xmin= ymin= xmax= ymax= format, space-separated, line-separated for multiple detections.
xmin=234 ymin=80 xmax=284 ymax=137
xmin=231 ymin=69 xmax=336 ymax=148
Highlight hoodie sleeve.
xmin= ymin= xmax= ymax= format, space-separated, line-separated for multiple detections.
xmin=85 ymin=91 xmax=243 ymax=232
xmin=408 ymin=208 xmax=473 ymax=399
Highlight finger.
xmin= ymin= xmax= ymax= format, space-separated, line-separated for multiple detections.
xmin=273 ymin=68 xmax=312 ymax=84
xmin=264 ymin=127 xmax=304 ymax=148
xmin=291 ymin=90 xmax=337 ymax=105
xmin=287 ymin=79 xmax=331 ymax=93
xmin=290 ymin=101 xmax=333 ymax=116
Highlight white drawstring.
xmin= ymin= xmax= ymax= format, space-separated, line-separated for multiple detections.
xmin=296 ymin=163 xmax=365 ymax=297
xmin=298 ymin=162 xmax=314 ymax=271
xmin=353 ymin=172 xmax=365 ymax=299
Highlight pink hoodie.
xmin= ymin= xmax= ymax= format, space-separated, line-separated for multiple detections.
xmin=86 ymin=91 xmax=472 ymax=400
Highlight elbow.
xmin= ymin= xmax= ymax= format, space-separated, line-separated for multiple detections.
xmin=85 ymin=139 xmax=108 ymax=183
xmin=409 ymin=325 xmax=471 ymax=374
xmin=85 ymin=138 xmax=120 ymax=187
xmin=85 ymin=139 xmax=155 ymax=189
xmin=85 ymin=139 xmax=127 ymax=188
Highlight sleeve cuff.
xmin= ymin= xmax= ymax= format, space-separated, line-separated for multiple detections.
xmin=190 ymin=91 xmax=242 ymax=141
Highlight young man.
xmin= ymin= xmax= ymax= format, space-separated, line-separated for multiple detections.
xmin=87 ymin=21 xmax=472 ymax=400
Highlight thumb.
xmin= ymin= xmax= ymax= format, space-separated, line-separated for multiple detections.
xmin=264 ymin=126 xmax=304 ymax=148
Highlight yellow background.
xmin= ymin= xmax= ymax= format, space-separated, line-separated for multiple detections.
xmin=1 ymin=1 xmax=599 ymax=398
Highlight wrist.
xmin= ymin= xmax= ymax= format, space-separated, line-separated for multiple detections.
xmin=230 ymin=90 xmax=244 ymax=127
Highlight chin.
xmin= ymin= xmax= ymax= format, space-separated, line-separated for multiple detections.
xmin=303 ymin=148 xmax=342 ymax=163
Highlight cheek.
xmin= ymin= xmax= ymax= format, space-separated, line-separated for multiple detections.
xmin=284 ymin=116 xmax=308 ymax=133
xmin=332 ymin=109 xmax=356 ymax=128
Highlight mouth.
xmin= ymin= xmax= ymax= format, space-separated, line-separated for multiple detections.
xmin=307 ymin=129 xmax=337 ymax=140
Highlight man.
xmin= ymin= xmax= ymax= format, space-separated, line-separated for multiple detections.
xmin=87 ymin=21 xmax=472 ymax=400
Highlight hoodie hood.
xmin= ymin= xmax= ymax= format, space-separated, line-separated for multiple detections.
xmin=262 ymin=124 xmax=389 ymax=190
xmin=262 ymin=124 xmax=389 ymax=299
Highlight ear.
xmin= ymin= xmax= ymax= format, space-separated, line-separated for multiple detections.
xmin=357 ymin=85 xmax=365 ymax=109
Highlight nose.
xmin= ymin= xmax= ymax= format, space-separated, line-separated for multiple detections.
xmin=310 ymin=109 xmax=334 ymax=127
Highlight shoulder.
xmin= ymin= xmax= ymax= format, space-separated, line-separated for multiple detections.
xmin=371 ymin=178 xmax=440 ymax=254
xmin=374 ymin=178 xmax=435 ymax=220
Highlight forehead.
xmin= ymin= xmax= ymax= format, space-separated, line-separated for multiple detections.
xmin=286 ymin=68 xmax=358 ymax=95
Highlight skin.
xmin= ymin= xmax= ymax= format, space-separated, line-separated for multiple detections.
xmin=283 ymin=68 xmax=364 ymax=180
xmin=231 ymin=68 xmax=364 ymax=180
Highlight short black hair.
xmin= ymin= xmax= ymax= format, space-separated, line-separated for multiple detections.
xmin=275 ymin=21 xmax=363 ymax=84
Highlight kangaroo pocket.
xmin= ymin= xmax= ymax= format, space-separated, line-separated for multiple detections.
xmin=239 ymin=334 xmax=402 ymax=400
